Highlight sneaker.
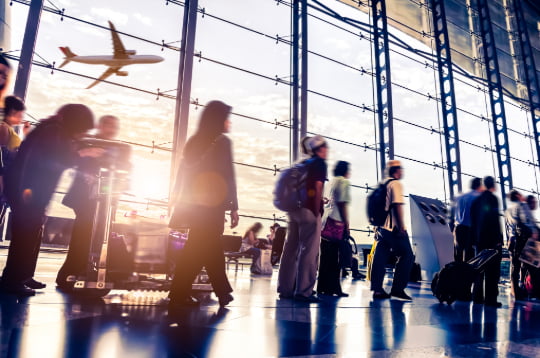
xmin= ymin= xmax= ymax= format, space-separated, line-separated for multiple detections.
xmin=0 ymin=283 xmax=36 ymax=296
xmin=218 ymin=293 xmax=234 ymax=307
xmin=372 ymin=291 xmax=391 ymax=299
xmin=390 ymin=290 xmax=412 ymax=301
xmin=24 ymin=278 xmax=46 ymax=290
xmin=484 ymin=301 xmax=502 ymax=308
xmin=294 ymin=294 xmax=320 ymax=303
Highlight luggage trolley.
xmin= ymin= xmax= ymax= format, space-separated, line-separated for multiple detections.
xmin=67 ymin=138 xmax=211 ymax=297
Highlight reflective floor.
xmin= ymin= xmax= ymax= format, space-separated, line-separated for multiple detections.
xmin=1 ymin=248 xmax=540 ymax=358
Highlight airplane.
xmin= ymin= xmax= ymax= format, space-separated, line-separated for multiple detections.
xmin=59 ymin=21 xmax=164 ymax=89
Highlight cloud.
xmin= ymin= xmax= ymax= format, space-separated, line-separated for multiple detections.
xmin=90 ymin=7 xmax=129 ymax=26
xmin=133 ymin=13 xmax=152 ymax=27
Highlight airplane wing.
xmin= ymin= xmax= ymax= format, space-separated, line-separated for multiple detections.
xmin=87 ymin=66 xmax=122 ymax=89
xmin=108 ymin=21 xmax=128 ymax=59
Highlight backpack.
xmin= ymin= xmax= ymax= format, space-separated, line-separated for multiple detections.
xmin=273 ymin=158 xmax=314 ymax=212
xmin=366 ymin=179 xmax=395 ymax=226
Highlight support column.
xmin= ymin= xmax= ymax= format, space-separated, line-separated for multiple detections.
xmin=475 ymin=0 xmax=513 ymax=209
xmin=429 ymin=0 xmax=462 ymax=200
xmin=14 ymin=0 xmax=44 ymax=101
xmin=169 ymin=0 xmax=198 ymax=204
xmin=513 ymin=0 xmax=540 ymax=169
xmin=291 ymin=0 xmax=308 ymax=162
xmin=371 ymin=0 xmax=394 ymax=176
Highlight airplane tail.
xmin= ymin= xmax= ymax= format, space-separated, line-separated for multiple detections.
xmin=59 ymin=46 xmax=76 ymax=68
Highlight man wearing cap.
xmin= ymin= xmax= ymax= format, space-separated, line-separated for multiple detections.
xmin=505 ymin=189 xmax=538 ymax=299
xmin=453 ymin=177 xmax=483 ymax=262
xmin=278 ymin=135 xmax=328 ymax=303
xmin=370 ymin=160 xmax=414 ymax=300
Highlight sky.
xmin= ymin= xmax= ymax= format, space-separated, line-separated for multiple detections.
xmin=4 ymin=0 xmax=540 ymax=243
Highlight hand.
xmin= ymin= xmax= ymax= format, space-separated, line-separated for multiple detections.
xmin=78 ymin=147 xmax=106 ymax=158
xmin=22 ymin=121 xmax=32 ymax=136
xmin=230 ymin=210 xmax=239 ymax=229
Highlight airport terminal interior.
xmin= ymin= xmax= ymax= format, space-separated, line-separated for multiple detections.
xmin=2 ymin=0 xmax=540 ymax=357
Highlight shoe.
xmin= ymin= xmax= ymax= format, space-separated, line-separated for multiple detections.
xmin=390 ymin=290 xmax=412 ymax=301
xmin=373 ymin=291 xmax=391 ymax=299
xmin=24 ymin=278 xmax=46 ymax=289
xmin=484 ymin=301 xmax=502 ymax=308
xmin=279 ymin=293 xmax=293 ymax=299
xmin=294 ymin=294 xmax=320 ymax=303
xmin=169 ymin=296 xmax=200 ymax=307
xmin=0 ymin=283 xmax=36 ymax=296
xmin=353 ymin=273 xmax=366 ymax=280
xmin=218 ymin=293 xmax=234 ymax=307
xmin=336 ymin=292 xmax=349 ymax=297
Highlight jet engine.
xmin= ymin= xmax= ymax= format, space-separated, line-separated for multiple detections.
xmin=125 ymin=50 xmax=137 ymax=55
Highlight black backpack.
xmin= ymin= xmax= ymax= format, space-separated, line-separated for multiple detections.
xmin=366 ymin=179 xmax=395 ymax=226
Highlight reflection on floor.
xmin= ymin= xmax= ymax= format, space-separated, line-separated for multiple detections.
xmin=1 ymin=248 xmax=540 ymax=357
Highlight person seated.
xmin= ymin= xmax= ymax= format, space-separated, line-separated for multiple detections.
xmin=266 ymin=223 xmax=280 ymax=245
xmin=240 ymin=222 xmax=264 ymax=274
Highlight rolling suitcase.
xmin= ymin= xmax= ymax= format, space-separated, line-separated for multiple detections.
xmin=431 ymin=248 xmax=498 ymax=304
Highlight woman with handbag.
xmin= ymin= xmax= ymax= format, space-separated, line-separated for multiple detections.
xmin=317 ymin=161 xmax=351 ymax=297
xmin=168 ymin=100 xmax=239 ymax=308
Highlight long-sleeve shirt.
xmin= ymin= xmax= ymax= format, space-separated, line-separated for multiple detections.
xmin=505 ymin=201 xmax=538 ymax=242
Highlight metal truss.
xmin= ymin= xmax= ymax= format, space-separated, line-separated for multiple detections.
xmin=371 ymin=0 xmax=395 ymax=176
xmin=513 ymin=0 xmax=540 ymax=169
xmin=291 ymin=0 xmax=308 ymax=162
xmin=14 ymin=0 xmax=44 ymax=100
xmin=429 ymin=0 xmax=462 ymax=200
xmin=170 ymin=0 xmax=199 ymax=201
xmin=475 ymin=0 xmax=513 ymax=208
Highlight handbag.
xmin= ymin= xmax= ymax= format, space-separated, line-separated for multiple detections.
xmin=321 ymin=217 xmax=345 ymax=242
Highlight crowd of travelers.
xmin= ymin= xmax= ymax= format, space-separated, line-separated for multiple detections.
xmin=0 ymin=53 xmax=538 ymax=312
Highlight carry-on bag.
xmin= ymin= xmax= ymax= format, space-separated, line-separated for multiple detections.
xmin=431 ymin=248 xmax=498 ymax=304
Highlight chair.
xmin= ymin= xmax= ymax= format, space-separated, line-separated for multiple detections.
xmin=222 ymin=235 xmax=250 ymax=271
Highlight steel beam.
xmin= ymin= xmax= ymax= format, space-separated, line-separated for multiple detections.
xmin=169 ymin=0 xmax=198 ymax=204
xmin=513 ymin=0 xmax=540 ymax=170
xmin=475 ymin=0 xmax=513 ymax=209
xmin=429 ymin=0 xmax=462 ymax=199
xmin=291 ymin=0 xmax=308 ymax=162
xmin=14 ymin=0 xmax=43 ymax=101
xmin=291 ymin=0 xmax=300 ymax=161
xmin=371 ymin=0 xmax=394 ymax=176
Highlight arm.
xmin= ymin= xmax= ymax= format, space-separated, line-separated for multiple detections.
xmin=336 ymin=201 xmax=349 ymax=228
xmin=0 ymin=124 xmax=11 ymax=147
xmin=393 ymin=204 xmax=407 ymax=233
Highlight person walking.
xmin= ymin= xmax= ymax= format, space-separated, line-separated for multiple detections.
xmin=369 ymin=160 xmax=414 ymax=300
xmin=505 ymin=190 xmax=538 ymax=299
xmin=56 ymin=115 xmax=129 ymax=290
xmin=452 ymin=177 xmax=483 ymax=262
xmin=470 ymin=176 xmax=503 ymax=307
xmin=277 ymin=135 xmax=328 ymax=303
xmin=317 ymin=160 xmax=350 ymax=297
xmin=168 ymin=100 xmax=239 ymax=308
xmin=0 ymin=104 xmax=100 ymax=296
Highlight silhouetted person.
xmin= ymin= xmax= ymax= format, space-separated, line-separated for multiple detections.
xmin=370 ymin=160 xmax=414 ymax=300
xmin=453 ymin=177 xmax=483 ymax=262
xmin=240 ymin=222 xmax=264 ymax=274
xmin=168 ymin=100 xmax=239 ymax=308
xmin=56 ymin=115 xmax=128 ymax=290
xmin=505 ymin=189 xmax=538 ymax=300
xmin=317 ymin=160 xmax=350 ymax=297
xmin=0 ymin=55 xmax=11 ymax=102
xmin=470 ymin=176 xmax=503 ymax=307
xmin=0 ymin=104 xmax=101 ymax=296
xmin=277 ymin=135 xmax=328 ymax=303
